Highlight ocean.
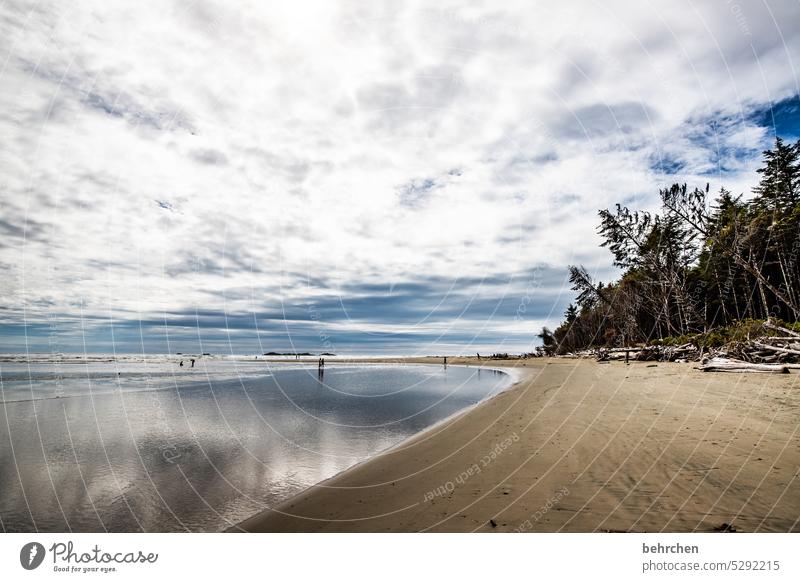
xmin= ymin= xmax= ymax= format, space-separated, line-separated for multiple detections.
xmin=0 ymin=357 xmax=510 ymax=532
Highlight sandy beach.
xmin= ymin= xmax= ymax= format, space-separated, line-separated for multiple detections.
xmin=235 ymin=358 xmax=800 ymax=533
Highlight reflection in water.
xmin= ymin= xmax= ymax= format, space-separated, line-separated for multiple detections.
xmin=0 ymin=363 xmax=509 ymax=532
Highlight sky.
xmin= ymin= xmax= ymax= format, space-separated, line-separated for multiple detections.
xmin=1 ymin=1 xmax=800 ymax=355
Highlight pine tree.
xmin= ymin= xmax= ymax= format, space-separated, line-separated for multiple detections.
xmin=752 ymin=137 xmax=800 ymax=213
xmin=564 ymin=303 xmax=578 ymax=324
xmin=537 ymin=327 xmax=556 ymax=355
xmin=548 ymin=135 xmax=800 ymax=354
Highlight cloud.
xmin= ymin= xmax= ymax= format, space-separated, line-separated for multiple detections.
xmin=552 ymin=102 xmax=656 ymax=140
xmin=189 ymin=148 xmax=229 ymax=166
xmin=1 ymin=0 xmax=799 ymax=353
xmin=397 ymin=177 xmax=441 ymax=208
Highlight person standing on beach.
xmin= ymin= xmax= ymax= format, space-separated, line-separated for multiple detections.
xmin=443 ymin=356 xmax=447 ymax=367
xmin=190 ymin=358 xmax=195 ymax=368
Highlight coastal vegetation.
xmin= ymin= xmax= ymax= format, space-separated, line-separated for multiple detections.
xmin=545 ymin=137 xmax=800 ymax=355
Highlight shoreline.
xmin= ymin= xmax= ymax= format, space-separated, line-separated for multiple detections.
xmin=234 ymin=357 xmax=799 ymax=532
xmin=229 ymin=360 xmax=529 ymax=532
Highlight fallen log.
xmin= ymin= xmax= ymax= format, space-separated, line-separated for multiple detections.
xmin=764 ymin=321 xmax=800 ymax=338
xmin=699 ymin=357 xmax=789 ymax=373
xmin=752 ymin=342 xmax=800 ymax=357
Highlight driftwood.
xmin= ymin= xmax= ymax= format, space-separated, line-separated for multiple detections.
xmin=753 ymin=342 xmax=800 ymax=357
xmin=699 ymin=357 xmax=789 ymax=374
xmin=571 ymin=321 xmax=798 ymax=370
xmin=595 ymin=343 xmax=699 ymax=362
xmin=764 ymin=320 xmax=800 ymax=338
xmin=705 ymin=322 xmax=800 ymax=370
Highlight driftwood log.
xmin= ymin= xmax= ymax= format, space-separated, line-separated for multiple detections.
xmin=764 ymin=320 xmax=800 ymax=338
xmin=699 ymin=357 xmax=789 ymax=374
xmin=752 ymin=342 xmax=800 ymax=357
xmin=571 ymin=321 xmax=798 ymax=370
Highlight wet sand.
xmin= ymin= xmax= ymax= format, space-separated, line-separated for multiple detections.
xmin=235 ymin=358 xmax=800 ymax=532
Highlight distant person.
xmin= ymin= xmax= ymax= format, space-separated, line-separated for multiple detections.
xmin=179 ymin=360 xmax=184 ymax=367
xmin=190 ymin=358 xmax=195 ymax=368
xmin=477 ymin=353 xmax=481 ymax=360
xmin=443 ymin=356 xmax=447 ymax=367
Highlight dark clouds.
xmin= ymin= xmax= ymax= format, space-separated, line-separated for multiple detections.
xmin=3 ymin=266 xmax=567 ymax=354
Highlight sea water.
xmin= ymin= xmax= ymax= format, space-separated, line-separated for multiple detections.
xmin=0 ymin=358 xmax=510 ymax=532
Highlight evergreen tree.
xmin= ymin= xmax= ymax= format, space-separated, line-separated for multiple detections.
xmin=564 ymin=303 xmax=578 ymax=324
xmin=537 ymin=327 xmax=556 ymax=355
xmin=752 ymin=137 xmax=800 ymax=213
xmin=548 ymin=136 xmax=800 ymax=353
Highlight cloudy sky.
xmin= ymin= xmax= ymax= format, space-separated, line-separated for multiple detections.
xmin=1 ymin=1 xmax=799 ymax=355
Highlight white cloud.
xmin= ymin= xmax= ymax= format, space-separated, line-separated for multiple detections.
xmin=1 ymin=0 xmax=798 ymax=352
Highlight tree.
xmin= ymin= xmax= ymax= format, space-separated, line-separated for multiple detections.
xmin=547 ymin=136 xmax=800 ymax=354
xmin=537 ymin=327 xmax=556 ymax=355
xmin=568 ymin=265 xmax=609 ymax=308
xmin=752 ymin=137 xmax=800 ymax=213
xmin=597 ymin=196 xmax=701 ymax=336
xmin=661 ymin=179 xmax=800 ymax=319
xmin=564 ymin=303 xmax=578 ymax=324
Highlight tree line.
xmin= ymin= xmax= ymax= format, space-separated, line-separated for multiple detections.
xmin=541 ymin=137 xmax=800 ymax=354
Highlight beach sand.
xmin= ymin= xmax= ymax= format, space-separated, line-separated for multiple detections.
xmin=235 ymin=358 xmax=800 ymax=532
